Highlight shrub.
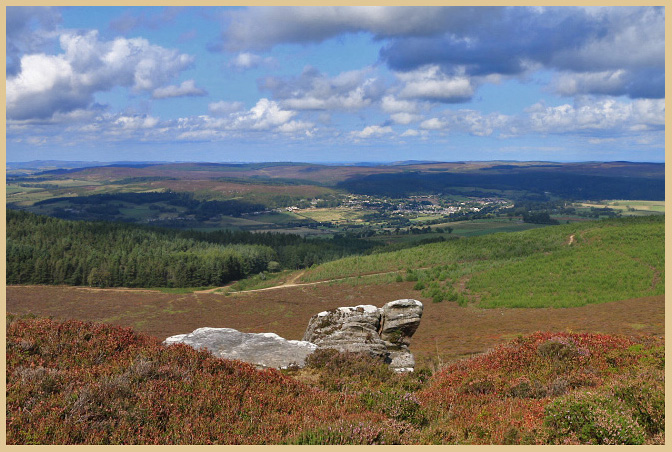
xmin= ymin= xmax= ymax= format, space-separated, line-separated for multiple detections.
xmin=543 ymin=391 xmax=646 ymax=445
xmin=537 ymin=337 xmax=583 ymax=361
xmin=285 ymin=419 xmax=413 ymax=445
xmin=287 ymin=421 xmax=385 ymax=445
xmin=7 ymin=315 xmax=664 ymax=446
xmin=304 ymin=349 xmax=393 ymax=391
xmin=360 ymin=388 xmax=427 ymax=427
xmin=6 ymin=315 xmax=390 ymax=445
xmin=609 ymin=368 xmax=665 ymax=436
xmin=413 ymin=281 xmax=425 ymax=291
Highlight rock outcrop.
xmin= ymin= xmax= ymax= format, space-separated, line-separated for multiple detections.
xmin=303 ymin=299 xmax=423 ymax=372
xmin=165 ymin=299 xmax=423 ymax=372
xmin=379 ymin=299 xmax=424 ymax=371
xmin=302 ymin=304 xmax=389 ymax=357
xmin=164 ymin=327 xmax=317 ymax=369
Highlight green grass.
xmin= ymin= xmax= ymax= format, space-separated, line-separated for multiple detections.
xmin=6 ymin=185 xmax=44 ymax=195
xmin=299 ymin=216 xmax=664 ymax=309
xmin=580 ymin=200 xmax=665 ymax=216
xmin=300 ymin=222 xmax=570 ymax=283
xmin=251 ymin=211 xmax=304 ymax=224
xmin=469 ymin=217 xmax=663 ymax=308
xmin=447 ymin=218 xmax=547 ymax=236
xmin=368 ymin=232 xmax=454 ymax=245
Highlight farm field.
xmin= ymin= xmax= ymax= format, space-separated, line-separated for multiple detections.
xmin=431 ymin=218 xmax=548 ymax=236
xmin=579 ymin=200 xmax=665 ymax=215
xmin=5 ymin=284 xmax=663 ymax=365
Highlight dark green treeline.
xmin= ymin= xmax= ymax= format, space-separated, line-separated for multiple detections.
xmin=6 ymin=210 xmax=380 ymax=288
xmin=7 ymin=210 xmax=276 ymax=288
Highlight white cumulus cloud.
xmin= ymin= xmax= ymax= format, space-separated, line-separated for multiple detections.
xmin=6 ymin=30 xmax=194 ymax=120
xmin=152 ymin=79 xmax=207 ymax=99
xmin=259 ymin=66 xmax=381 ymax=112
xmin=350 ymin=125 xmax=393 ymax=139
xmin=396 ymin=65 xmax=474 ymax=103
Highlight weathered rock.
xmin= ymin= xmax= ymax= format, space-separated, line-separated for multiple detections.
xmin=302 ymin=299 xmax=423 ymax=372
xmin=302 ymin=305 xmax=388 ymax=357
xmin=164 ymin=299 xmax=424 ymax=373
xmin=379 ymin=299 xmax=424 ymax=346
xmin=387 ymin=349 xmax=416 ymax=373
xmin=379 ymin=299 xmax=423 ymax=372
xmin=164 ymin=327 xmax=317 ymax=369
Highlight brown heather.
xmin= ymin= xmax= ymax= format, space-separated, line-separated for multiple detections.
xmin=6 ymin=314 xmax=664 ymax=445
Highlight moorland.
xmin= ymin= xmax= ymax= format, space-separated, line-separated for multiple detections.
xmin=5 ymin=160 xmax=665 ymax=444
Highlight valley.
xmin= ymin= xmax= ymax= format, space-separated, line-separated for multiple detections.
xmin=6 ymin=159 xmax=665 ymax=445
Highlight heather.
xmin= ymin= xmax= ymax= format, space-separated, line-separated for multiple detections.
xmin=7 ymin=314 xmax=663 ymax=445
xmin=6 ymin=314 xmax=395 ymax=445
xmin=415 ymin=332 xmax=664 ymax=444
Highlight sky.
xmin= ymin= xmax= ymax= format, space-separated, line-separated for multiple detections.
xmin=5 ymin=5 xmax=666 ymax=163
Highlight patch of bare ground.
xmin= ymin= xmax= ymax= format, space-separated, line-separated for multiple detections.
xmin=6 ymin=284 xmax=664 ymax=367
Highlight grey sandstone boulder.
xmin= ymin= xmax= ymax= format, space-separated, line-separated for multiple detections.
xmin=380 ymin=299 xmax=424 ymax=345
xmin=379 ymin=299 xmax=424 ymax=372
xmin=303 ymin=299 xmax=423 ymax=372
xmin=164 ymin=299 xmax=423 ymax=372
xmin=164 ymin=327 xmax=317 ymax=369
xmin=302 ymin=304 xmax=388 ymax=357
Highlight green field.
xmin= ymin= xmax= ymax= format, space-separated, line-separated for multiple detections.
xmin=294 ymin=207 xmax=364 ymax=223
xmin=299 ymin=216 xmax=664 ymax=309
xmin=434 ymin=218 xmax=548 ymax=236
xmin=580 ymin=200 xmax=665 ymax=215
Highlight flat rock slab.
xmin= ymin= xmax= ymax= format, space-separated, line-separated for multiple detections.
xmin=164 ymin=327 xmax=317 ymax=369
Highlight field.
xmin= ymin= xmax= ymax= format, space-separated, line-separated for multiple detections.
xmin=295 ymin=217 xmax=663 ymax=309
xmin=5 ymin=160 xmax=665 ymax=444
xmin=579 ymin=200 xmax=665 ymax=216
xmin=292 ymin=207 xmax=365 ymax=224
xmin=5 ymin=283 xmax=664 ymax=365
xmin=431 ymin=218 xmax=548 ymax=236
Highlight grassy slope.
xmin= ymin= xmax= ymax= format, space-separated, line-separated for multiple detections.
xmin=7 ymin=315 xmax=664 ymax=445
xmin=299 ymin=216 xmax=664 ymax=308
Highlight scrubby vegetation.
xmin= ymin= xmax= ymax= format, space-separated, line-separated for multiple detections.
xmin=301 ymin=216 xmax=664 ymax=308
xmin=7 ymin=314 xmax=664 ymax=445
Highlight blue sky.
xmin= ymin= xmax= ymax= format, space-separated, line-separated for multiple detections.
xmin=5 ymin=6 xmax=665 ymax=163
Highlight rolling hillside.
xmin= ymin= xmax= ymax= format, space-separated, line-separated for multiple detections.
xmin=299 ymin=216 xmax=664 ymax=309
